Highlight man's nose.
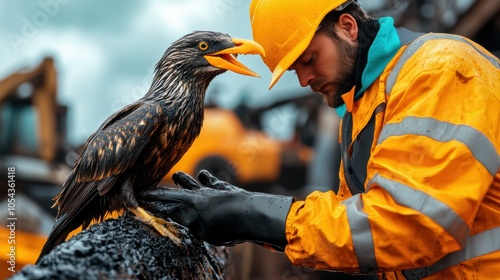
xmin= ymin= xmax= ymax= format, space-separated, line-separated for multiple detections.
xmin=296 ymin=68 xmax=314 ymax=88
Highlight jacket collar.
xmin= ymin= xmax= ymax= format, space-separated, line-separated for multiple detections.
xmin=339 ymin=17 xmax=401 ymax=115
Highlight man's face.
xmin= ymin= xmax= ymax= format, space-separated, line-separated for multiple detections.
xmin=289 ymin=31 xmax=357 ymax=108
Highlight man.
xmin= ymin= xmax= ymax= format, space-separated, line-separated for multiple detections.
xmin=140 ymin=0 xmax=500 ymax=279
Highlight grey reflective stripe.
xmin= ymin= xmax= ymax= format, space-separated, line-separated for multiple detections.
xmin=367 ymin=174 xmax=470 ymax=244
xmin=378 ymin=116 xmax=500 ymax=176
xmin=405 ymin=226 xmax=500 ymax=278
xmin=396 ymin=28 xmax=425 ymax=46
xmin=432 ymin=226 xmax=500 ymax=273
xmin=386 ymin=33 xmax=500 ymax=95
xmin=386 ymin=35 xmax=425 ymax=94
xmin=342 ymin=196 xmax=377 ymax=272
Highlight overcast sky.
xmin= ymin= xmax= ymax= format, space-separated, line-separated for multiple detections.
xmin=1 ymin=0 xmax=473 ymax=145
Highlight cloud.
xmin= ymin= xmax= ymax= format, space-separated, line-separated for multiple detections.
xmin=22 ymin=27 xmax=108 ymax=143
xmin=133 ymin=0 xmax=220 ymax=36
xmin=0 ymin=1 xmax=306 ymax=145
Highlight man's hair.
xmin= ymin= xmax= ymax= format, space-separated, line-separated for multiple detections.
xmin=317 ymin=2 xmax=373 ymax=38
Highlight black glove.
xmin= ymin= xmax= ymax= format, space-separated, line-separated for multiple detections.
xmin=138 ymin=170 xmax=293 ymax=250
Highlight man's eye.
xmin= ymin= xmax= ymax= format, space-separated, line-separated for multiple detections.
xmin=305 ymin=55 xmax=314 ymax=65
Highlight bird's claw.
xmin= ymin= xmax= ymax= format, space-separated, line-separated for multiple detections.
xmin=130 ymin=207 xmax=183 ymax=247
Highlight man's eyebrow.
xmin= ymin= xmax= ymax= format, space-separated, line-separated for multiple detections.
xmin=288 ymin=54 xmax=304 ymax=70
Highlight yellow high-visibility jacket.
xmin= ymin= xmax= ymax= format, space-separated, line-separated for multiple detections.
xmin=284 ymin=18 xmax=500 ymax=279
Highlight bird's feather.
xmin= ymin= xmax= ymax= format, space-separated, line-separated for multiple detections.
xmin=39 ymin=172 xmax=101 ymax=257
xmin=50 ymin=101 xmax=167 ymax=238
xmin=74 ymin=101 xmax=164 ymax=184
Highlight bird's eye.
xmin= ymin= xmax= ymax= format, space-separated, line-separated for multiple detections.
xmin=198 ymin=41 xmax=209 ymax=51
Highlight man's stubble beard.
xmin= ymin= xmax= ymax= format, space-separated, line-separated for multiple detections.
xmin=324 ymin=35 xmax=358 ymax=108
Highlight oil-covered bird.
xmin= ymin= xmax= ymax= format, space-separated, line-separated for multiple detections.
xmin=36 ymin=31 xmax=265 ymax=263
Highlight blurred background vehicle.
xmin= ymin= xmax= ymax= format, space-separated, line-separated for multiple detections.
xmin=0 ymin=57 xmax=70 ymax=276
xmin=162 ymin=101 xmax=316 ymax=192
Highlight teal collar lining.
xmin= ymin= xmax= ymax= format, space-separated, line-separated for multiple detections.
xmin=336 ymin=17 xmax=400 ymax=117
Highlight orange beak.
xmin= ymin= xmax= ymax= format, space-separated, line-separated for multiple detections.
xmin=204 ymin=38 xmax=265 ymax=77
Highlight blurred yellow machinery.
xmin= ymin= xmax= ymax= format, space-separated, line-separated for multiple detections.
xmin=163 ymin=107 xmax=312 ymax=186
xmin=0 ymin=57 xmax=65 ymax=278
xmin=0 ymin=57 xmax=60 ymax=162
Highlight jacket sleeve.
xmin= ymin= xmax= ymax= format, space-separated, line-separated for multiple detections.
xmin=284 ymin=38 xmax=500 ymax=273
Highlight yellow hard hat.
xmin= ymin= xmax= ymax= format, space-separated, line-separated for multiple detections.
xmin=250 ymin=0 xmax=352 ymax=89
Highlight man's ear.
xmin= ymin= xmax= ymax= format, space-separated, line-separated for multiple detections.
xmin=336 ymin=13 xmax=358 ymax=42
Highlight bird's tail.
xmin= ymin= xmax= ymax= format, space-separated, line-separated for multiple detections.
xmin=36 ymin=174 xmax=100 ymax=264
xmin=36 ymin=213 xmax=73 ymax=263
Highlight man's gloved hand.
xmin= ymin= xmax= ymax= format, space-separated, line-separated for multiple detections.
xmin=138 ymin=170 xmax=294 ymax=250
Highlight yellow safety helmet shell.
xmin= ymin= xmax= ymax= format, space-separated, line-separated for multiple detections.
xmin=250 ymin=0 xmax=350 ymax=89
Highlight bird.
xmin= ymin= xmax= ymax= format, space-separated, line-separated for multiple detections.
xmin=36 ymin=31 xmax=265 ymax=264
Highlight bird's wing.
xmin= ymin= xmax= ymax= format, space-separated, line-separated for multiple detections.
xmin=73 ymin=101 xmax=165 ymax=186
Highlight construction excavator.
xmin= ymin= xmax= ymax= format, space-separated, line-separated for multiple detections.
xmin=0 ymin=57 xmax=72 ymax=277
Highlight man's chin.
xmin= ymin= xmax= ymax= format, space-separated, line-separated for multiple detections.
xmin=322 ymin=93 xmax=344 ymax=108
xmin=331 ymin=102 xmax=345 ymax=108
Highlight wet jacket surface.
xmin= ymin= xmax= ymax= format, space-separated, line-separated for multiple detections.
xmin=284 ymin=17 xmax=500 ymax=279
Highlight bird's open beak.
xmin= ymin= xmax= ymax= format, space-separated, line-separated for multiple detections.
xmin=204 ymin=38 xmax=265 ymax=77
